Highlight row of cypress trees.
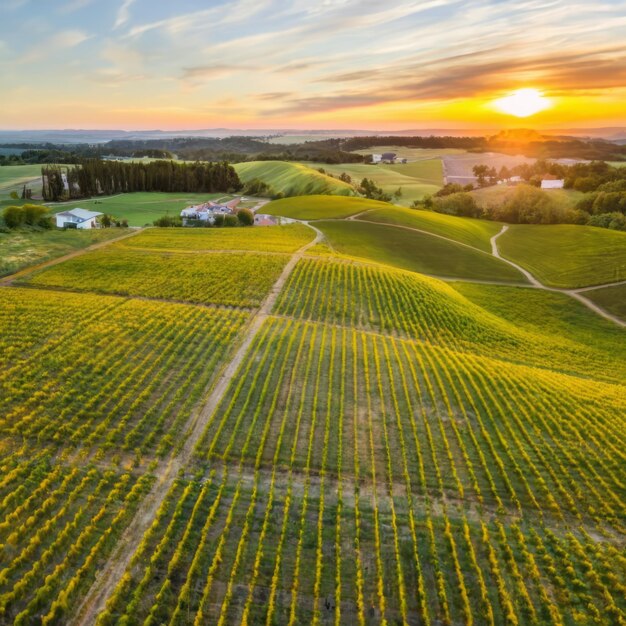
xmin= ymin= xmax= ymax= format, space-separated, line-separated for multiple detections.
xmin=41 ymin=159 xmax=242 ymax=201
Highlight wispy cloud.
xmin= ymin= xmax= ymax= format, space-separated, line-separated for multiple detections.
xmin=114 ymin=0 xmax=135 ymax=29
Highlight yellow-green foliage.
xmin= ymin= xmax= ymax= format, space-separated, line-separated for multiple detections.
xmin=0 ymin=287 xmax=248 ymax=452
xmin=234 ymin=161 xmax=356 ymax=197
xmin=21 ymin=247 xmax=287 ymax=307
xmin=121 ymin=223 xmax=315 ymax=253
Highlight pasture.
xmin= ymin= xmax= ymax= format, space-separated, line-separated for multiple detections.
xmin=356 ymin=205 xmax=501 ymax=251
xmin=234 ymin=161 xmax=355 ymax=197
xmin=315 ymin=219 xmax=526 ymax=282
xmin=498 ymin=223 xmax=626 ymax=287
xmin=0 ymin=164 xmax=44 ymax=192
xmin=583 ymin=283 xmax=626 ymax=321
xmin=264 ymin=194 xmax=390 ymax=219
xmin=471 ymin=184 xmax=584 ymax=212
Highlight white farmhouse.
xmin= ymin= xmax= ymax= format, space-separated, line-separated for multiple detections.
xmin=541 ymin=179 xmax=565 ymax=189
xmin=55 ymin=208 xmax=102 ymax=229
xmin=371 ymin=154 xmax=382 ymax=164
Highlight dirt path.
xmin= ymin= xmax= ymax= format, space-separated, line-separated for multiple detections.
xmin=71 ymin=224 xmax=321 ymax=626
xmin=491 ymin=224 xmax=626 ymax=328
xmin=0 ymin=228 xmax=144 ymax=286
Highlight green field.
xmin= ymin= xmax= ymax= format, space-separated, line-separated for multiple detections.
xmin=471 ymin=184 xmax=584 ymax=210
xmin=264 ymin=194 xmax=390 ymax=219
xmin=498 ymin=223 xmax=626 ymax=288
xmin=302 ymin=159 xmax=444 ymax=206
xmin=2 ymin=205 xmax=625 ymax=624
xmin=351 ymin=145 xmax=466 ymax=159
xmin=0 ymin=164 xmax=44 ymax=192
xmin=357 ymin=205 xmax=501 ymax=252
xmin=0 ymin=228 xmax=128 ymax=277
xmin=316 ymin=219 xmax=525 ymax=282
xmin=234 ymin=161 xmax=355 ymax=197
xmin=47 ymin=192 xmax=232 ymax=227
xmin=583 ymin=283 xmax=626 ymax=321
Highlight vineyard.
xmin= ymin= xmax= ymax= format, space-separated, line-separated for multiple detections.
xmin=20 ymin=247 xmax=288 ymax=307
xmin=0 ymin=219 xmax=624 ymax=624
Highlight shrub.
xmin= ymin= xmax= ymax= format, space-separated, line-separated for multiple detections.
xmin=236 ymin=208 xmax=254 ymax=226
xmin=432 ymin=192 xmax=481 ymax=218
xmin=224 ymin=214 xmax=238 ymax=227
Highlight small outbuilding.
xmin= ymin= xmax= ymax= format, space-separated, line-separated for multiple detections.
xmin=541 ymin=179 xmax=565 ymax=189
xmin=55 ymin=208 xmax=102 ymax=229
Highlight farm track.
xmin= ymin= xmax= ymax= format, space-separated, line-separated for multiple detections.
xmin=491 ymin=225 xmax=626 ymax=328
xmin=71 ymin=224 xmax=322 ymax=626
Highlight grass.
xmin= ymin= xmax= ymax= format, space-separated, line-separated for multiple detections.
xmin=583 ymin=283 xmax=626 ymax=321
xmin=47 ymin=192 xmax=234 ymax=227
xmin=316 ymin=219 xmax=525 ymax=282
xmin=350 ymin=145 xmax=466 ymax=159
xmin=121 ymin=223 xmax=315 ymax=253
xmin=302 ymin=160 xmax=443 ymax=206
xmin=22 ymin=247 xmax=288 ymax=307
xmin=357 ymin=205 xmax=501 ymax=252
xmin=0 ymin=228 xmax=127 ymax=277
xmin=0 ymin=164 xmax=45 ymax=192
xmin=471 ymin=184 xmax=584 ymax=211
xmin=264 ymin=195 xmax=390 ymax=220
xmin=234 ymin=161 xmax=355 ymax=197
xmin=498 ymin=223 xmax=626 ymax=288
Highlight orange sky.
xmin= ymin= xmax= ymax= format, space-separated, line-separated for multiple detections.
xmin=1 ymin=0 xmax=625 ymax=130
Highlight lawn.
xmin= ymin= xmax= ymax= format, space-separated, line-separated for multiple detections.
xmin=351 ymin=145 xmax=466 ymax=159
xmin=122 ymin=223 xmax=315 ymax=253
xmin=0 ymin=228 xmax=128 ymax=277
xmin=357 ymin=205 xmax=501 ymax=252
xmin=302 ymin=160 xmax=443 ymax=205
xmin=315 ymin=219 xmax=526 ymax=282
xmin=497 ymin=223 xmax=626 ymax=288
xmin=583 ymin=283 xmax=626 ymax=321
xmin=47 ymin=192 xmax=233 ymax=227
xmin=264 ymin=195 xmax=390 ymax=220
xmin=234 ymin=161 xmax=355 ymax=197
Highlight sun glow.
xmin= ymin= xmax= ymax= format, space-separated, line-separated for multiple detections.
xmin=493 ymin=88 xmax=551 ymax=118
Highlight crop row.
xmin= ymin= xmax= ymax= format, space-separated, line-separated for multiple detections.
xmin=20 ymin=247 xmax=288 ymax=308
xmin=273 ymin=257 xmax=623 ymax=381
xmin=0 ymin=287 xmax=249 ymax=456
xmin=121 ymin=223 xmax=315 ymax=253
xmin=197 ymin=316 xmax=626 ymax=532
xmin=0 ymin=453 xmax=152 ymax=624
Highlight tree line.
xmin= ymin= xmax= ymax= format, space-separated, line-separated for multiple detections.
xmin=41 ymin=159 xmax=242 ymax=201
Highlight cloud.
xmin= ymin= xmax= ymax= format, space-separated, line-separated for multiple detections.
xmin=114 ymin=0 xmax=135 ymax=29
xmin=20 ymin=30 xmax=90 ymax=63
xmin=181 ymin=64 xmax=258 ymax=80
xmin=58 ymin=0 xmax=94 ymax=13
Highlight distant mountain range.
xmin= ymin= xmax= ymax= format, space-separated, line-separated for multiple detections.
xmin=0 ymin=127 xmax=624 ymax=144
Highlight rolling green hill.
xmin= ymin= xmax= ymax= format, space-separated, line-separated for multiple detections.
xmin=471 ymin=184 xmax=584 ymax=211
xmin=234 ymin=161 xmax=355 ymax=197
xmin=583 ymin=283 xmax=626 ymax=321
xmin=315 ymin=219 xmax=526 ymax=283
xmin=498 ymin=224 xmax=626 ymax=288
xmin=264 ymin=195 xmax=390 ymax=220
xmin=301 ymin=160 xmax=443 ymax=206
xmin=356 ymin=205 xmax=501 ymax=252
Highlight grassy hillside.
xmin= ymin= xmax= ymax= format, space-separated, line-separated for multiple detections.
xmin=264 ymin=194 xmax=390 ymax=219
xmin=302 ymin=160 xmax=443 ymax=206
xmin=234 ymin=161 xmax=355 ymax=197
xmin=0 ymin=164 xmax=44 ymax=192
xmin=0 ymin=229 xmax=127 ymax=277
xmin=356 ymin=205 xmax=500 ymax=252
xmin=583 ymin=283 xmax=626 ymax=321
xmin=472 ymin=184 xmax=584 ymax=210
xmin=316 ymin=219 xmax=525 ymax=282
xmin=498 ymin=224 xmax=626 ymax=288
xmin=351 ymin=145 xmax=465 ymax=159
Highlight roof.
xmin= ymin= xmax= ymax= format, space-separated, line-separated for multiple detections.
xmin=381 ymin=152 xmax=397 ymax=159
xmin=57 ymin=208 xmax=103 ymax=221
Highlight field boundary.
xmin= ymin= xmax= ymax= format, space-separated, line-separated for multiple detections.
xmin=71 ymin=223 xmax=322 ymax=626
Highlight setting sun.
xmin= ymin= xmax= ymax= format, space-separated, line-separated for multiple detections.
xmin=493 ymin=88 xmax=551 ymax=118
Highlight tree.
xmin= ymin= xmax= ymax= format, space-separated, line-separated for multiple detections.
xmin=98 ymin=213 xmax=113 ymax=228
xmin=237 ymin=208 xmax=254 ymax=226
xmin=224 ymin=214 xmax=238 ymax=227
xmin=393 ymin=187 xmax=403 ymax=200
xmin=432 ymin=192 xmax=481 ymax=218
xmin=472 ymin=164 xmax=491 ymax=187
xmin=9 ymin=191 xmax=19 ymax=200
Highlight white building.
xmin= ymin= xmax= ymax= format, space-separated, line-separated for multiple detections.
xmin=180 ymin=201 xmax=234 ymax=225
xmin=55 ymin=208 xmax=102 ymax=229
xmin=371 ymin=154 xmax=382 ymax=163
xmin=541 ymin=179 xmax=565 ymax=189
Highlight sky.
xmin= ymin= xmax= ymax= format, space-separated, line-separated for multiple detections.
xmin=1 ymin=0 xmax=626 ymax=130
